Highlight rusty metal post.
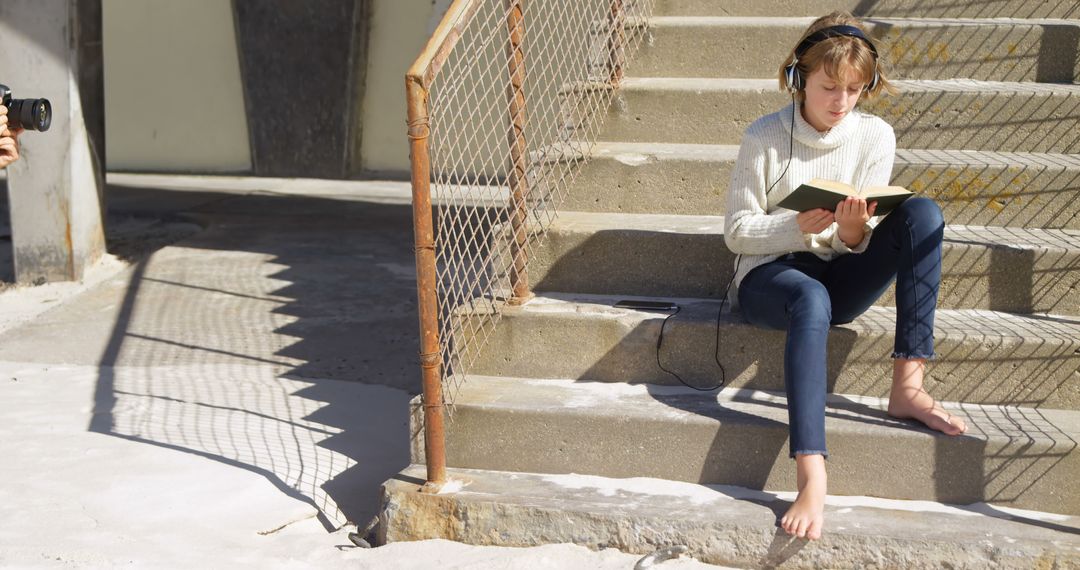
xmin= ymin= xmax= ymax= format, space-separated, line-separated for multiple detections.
xmin=505 ymin=0 xmax=534 ymax=306
xmin=405 ymin=77 xmax=447 ymax=491
xmin=608 ymin=0 xmax=626 ymax=86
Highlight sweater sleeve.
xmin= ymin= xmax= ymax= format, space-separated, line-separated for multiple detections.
xmin=724 ymin=131 xmax=810 ymax=255
xmin=828 ymin=121 xmax=897 ymax=254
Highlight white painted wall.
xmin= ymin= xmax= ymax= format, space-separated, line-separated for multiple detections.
xmin=358 ymin=0 xmax=448 ymax=175
xmin=101 ymin=0 xmax=448 ymax=175
xmin=102 ymin=0 xmax=251 ymax=172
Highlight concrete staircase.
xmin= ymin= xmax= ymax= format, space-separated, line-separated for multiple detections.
xmin=382 ymin=2 xmax=1080 ymax=567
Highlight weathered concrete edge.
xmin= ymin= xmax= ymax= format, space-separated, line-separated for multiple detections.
xmin=380 ymin=465 xmax=1080 ymax=569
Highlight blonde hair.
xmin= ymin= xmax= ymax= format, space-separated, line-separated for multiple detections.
xmin=777 ymin=12 xmax=896 ymax=101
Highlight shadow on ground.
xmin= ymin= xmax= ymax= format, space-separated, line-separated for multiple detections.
xmin=1 ymin=180 xmax=420 ymax=528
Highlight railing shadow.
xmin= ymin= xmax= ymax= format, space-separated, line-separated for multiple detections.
xmin=852 ymin=0 xmax=1080 ymax=19
xmin=875 ymin=226 xmax=1080 ymax=315
xmin=527 ymin=218 xmax=1080 ymax=316
xmin=73 ymin=184 xmax=418 ymax=529
xmin=598 ymin=7 xmax=1080 ymax=231
xmin=451 ymin=220 xmax=1080 ymax=517
xmin=637 ymin=15 xmax=1079 ymax=84
xmin=460 ymin=290 xmax=1080 ymax=525
xmin=651 ymin=0 xmax=1080 ymax=18
xmin=470 ymin=291 xmax=1080 ymax=518
xmin=891 ymin=150 xmax=1080 ymax=231
xmin=527 ymin=228 xmax=1080 ymax=406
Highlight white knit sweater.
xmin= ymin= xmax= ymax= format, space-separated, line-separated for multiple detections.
xmin=724 ymin=102 xmax=897 ymax=310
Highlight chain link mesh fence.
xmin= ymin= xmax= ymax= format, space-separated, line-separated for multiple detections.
xmin=419 ymin=0 xmax=654 ymax=413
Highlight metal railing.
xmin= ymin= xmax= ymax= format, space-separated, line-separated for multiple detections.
xmin=406 ymin=0 xmax=653 ymax=488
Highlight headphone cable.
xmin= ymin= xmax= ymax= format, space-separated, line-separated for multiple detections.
xmin=655 ymin=93 xmax=796 ymax=392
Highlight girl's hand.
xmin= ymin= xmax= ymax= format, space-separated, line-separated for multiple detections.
xmin=835 ymin=197 xmax=877 ymax=247
xmin=797 ymin=208 xmax=834 ymax=234
xmin=835 ymin=196 xmax=876 ymax=229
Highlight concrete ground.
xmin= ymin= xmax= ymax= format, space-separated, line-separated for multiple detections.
xmin=0 ymin=174 xmax=726 ymax=569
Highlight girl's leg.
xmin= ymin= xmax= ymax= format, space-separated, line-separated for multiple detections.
xmin=739 ymin=254 xmax=830 ymax=539
xmin=740 ymin=255 xmax=831 ymax=457
xmin=824 ymin=196 xmax=965 ymax=434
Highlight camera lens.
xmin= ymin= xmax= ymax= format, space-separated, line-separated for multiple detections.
xmin=9 ymin=97 xmax=51 ymax=132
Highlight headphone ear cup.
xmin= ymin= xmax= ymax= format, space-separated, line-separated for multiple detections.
xmin=785 ymin=62 xmax=799 ymax=92
xmin=865 ymin=67 xmax=879 ymax=92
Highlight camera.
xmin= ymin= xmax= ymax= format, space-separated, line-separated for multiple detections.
xmin=0 ymin=84 xmax=51 ymax=132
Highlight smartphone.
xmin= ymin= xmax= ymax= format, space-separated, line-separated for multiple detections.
xmin=613 ymin=299 xmax=678 ymax=311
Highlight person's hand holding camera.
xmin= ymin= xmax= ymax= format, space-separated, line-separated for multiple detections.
xmin=0 ymin=104 xmax=23 ymax=169
xmin=0 ymin=83 xmax=52 ymax=168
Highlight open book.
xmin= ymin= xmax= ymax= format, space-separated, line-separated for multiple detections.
xmin=776 ymin=178 xmax=913 ymax=216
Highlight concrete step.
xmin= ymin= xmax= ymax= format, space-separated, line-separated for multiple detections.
xmin=561 ymin=142 xmax=1080 ymax=229
xmin=412 ymin=376 xmax=1080 ymax=515
xmin=466 ymin=293 xmax=1080 ymax=409
xmin=523 ymin=211 xmax=1080 ymax=315
xmin=596 ymin=78 xmax=1080 ymax=153
xmin=558 ymin=141 xmax=736 ymax=215
xmin=652 ymin=0 xmax=1080 ymax=19
xmin=635 ymin=17 xmax=1080 ymax=83
xmin=382 ymin=465 xmax=1080 ymax=567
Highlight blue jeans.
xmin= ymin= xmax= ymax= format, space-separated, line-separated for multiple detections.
xmin=737 ymin=197 xmax=944 ymax=458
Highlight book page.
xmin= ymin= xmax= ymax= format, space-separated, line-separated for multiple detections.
xmin=860 ymin=185 xmax=912 ymax=199
xmin=808 ymin=178 xmax=857 ymax=196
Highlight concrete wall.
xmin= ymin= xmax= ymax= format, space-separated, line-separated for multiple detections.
xmin=1 ymin=0 xmax=107 ymax=283
xmin=102 ymin=0 xmax=251 ymax=173
xmin=357 ymin=0 xmax=448 ymax=176
xmin=233 ymin=0 xmax=366 ymax=178
xmin=100 ymin=0 xmax=448 ymax=177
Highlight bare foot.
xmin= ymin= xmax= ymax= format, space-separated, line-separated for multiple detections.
xmin=888 ymin=385 xmax=966 ymax=435
xmin=780 ymin=454 xmax=826 ymax=540
xmin=888 ymin=358 xmax=966 ymax=435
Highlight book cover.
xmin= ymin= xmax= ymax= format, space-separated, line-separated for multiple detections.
xmin=776 ymin=178 xmax=914 ymax=216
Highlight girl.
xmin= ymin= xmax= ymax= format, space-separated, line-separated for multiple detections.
xmin=724 ymin=12 xmax=967 ymax=541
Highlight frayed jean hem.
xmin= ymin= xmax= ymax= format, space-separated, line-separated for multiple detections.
xmin=891 ymin=351 xmax=936 ymax=361
xmin=790 ymin=449 xmax=829 ymax=459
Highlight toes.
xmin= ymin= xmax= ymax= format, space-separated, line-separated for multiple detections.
xmin=939 ymin=412 xmax=965 ymax=436
xmin=780 ymin=515 xmax=794 ymax=535
xmin=888 ymin=389 xmax=967 ymax=434
xmin=807 ymin=518 xmax=823 ymax=541
xmin=794 ymin=517 xmax=808 ymax=539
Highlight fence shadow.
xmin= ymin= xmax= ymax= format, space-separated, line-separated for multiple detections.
xmin=67 ymin=183 xmax=419 ymax=529
xmin=442 ymin=223 xmax=1080 ymax=518
xmin=852 ymin=0 xmax=1080 ymax=19
xmin=468 ymin=290 xmax=1079 ymax=520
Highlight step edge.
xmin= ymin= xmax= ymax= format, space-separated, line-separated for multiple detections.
xmin=449 ymin=375 xmax=1080 ymax=443
xmin=487 ymin=292 xmax=1080 ymax=338
xmin=387 ymin=464 xmax=1080 ymax=542
xmin=576 ymin=142 xmax=1080 ymax=169
xmin=618 ymin=77 xmax=1080 ymax=94
xmin=544 ymin=210 xmax=1080 ymax=251
xmin=646 ymin=15 xmax=1080 ymax=27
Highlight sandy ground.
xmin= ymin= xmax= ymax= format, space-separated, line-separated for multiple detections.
xmin=0 ymin=176 xmax=730 ymax=569
xmin=0 ymin=362 xmax=720 ymax=569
